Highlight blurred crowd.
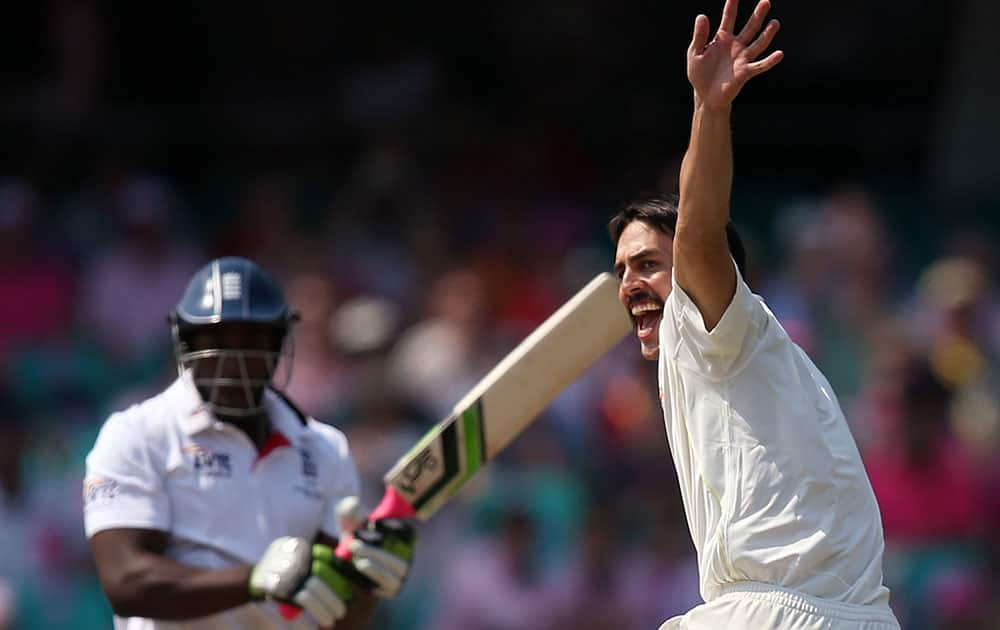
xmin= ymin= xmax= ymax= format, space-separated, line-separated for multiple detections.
xmin=1 ymin=166 xmax=999 ymax=630
xmin=2 ymin=1 xmax=1000 ymax=629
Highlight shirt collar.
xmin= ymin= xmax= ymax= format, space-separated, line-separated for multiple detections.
xmin=171 ymin=371 xmax=309 ymax=441
xmin=262 ymin=388 xmax=310 ymax=441
xmin=172 ymin=371 xmax=216 ymax=435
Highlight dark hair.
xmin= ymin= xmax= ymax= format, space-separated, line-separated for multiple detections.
xmin=608 ymin=194 xmax=748 ymax=279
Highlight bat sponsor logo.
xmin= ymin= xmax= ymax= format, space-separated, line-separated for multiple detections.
xmin=396 ymin=447 xmax=439 ymax=495
xmin=389 ymin=414 xmax=471 ymax=511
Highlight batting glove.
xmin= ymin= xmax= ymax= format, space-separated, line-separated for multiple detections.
xmin=249 ymin=537 xmax=354 ymax=627
xmin=336 ymin=496 xmax=416 ymax=599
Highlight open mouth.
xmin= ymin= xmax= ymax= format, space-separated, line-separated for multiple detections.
xmin=630 ymin=299 xmax=663 ymax=341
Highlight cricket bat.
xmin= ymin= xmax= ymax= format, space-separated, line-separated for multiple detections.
xmin=368 ymin=271 xmax=632 ymax=522
xmin=282 ymin=272 xmax=630 ymax=620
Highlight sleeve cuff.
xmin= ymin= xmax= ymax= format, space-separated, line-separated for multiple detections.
xmin=84 ymin=511 xmax=171 ymax=538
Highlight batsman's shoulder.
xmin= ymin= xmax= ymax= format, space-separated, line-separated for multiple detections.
xmin=304 ymin=417 xmax=352 ymax=459
xmin=94 ymin=390 xmax=176 ymax=452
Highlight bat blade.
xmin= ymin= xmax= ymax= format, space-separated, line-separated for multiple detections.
xmin=376 ymin=272 xmax=631 ymax=521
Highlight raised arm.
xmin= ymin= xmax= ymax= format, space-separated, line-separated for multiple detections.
xmin=674 ymin=0 xmax=782 ymax=330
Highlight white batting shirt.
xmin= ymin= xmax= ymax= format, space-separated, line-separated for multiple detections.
xmin=658 ymin=262 xmax=892 ymax=611
xmin=83 ymin=372 xmax=360 ymax=629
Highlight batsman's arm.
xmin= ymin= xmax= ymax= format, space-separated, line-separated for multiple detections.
xmin=675 ymin=0 xmax=782 ymax=330
xmin=89 ymin=528 xmax=253 ymax=619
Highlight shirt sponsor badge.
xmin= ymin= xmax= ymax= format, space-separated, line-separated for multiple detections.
xmin=183 ymin=445 xmax=233 ymax=478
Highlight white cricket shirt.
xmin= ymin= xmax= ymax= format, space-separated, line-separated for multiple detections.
xmin=83 ymin=373 xmax=360 ymax=629
xmin=658 ymin=262 xmax=892 ymax=609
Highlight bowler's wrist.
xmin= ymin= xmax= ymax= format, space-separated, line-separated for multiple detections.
xmin=693 ymin=95 xmax=732 ymax=117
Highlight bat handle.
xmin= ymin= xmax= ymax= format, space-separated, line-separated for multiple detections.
xmin=278 ymin=487 xmax=415 ymax=621
xmin=334 ymin=486 xmax=415 ymax=558
xmin=370 ymin=485 xmax=417 ymax=520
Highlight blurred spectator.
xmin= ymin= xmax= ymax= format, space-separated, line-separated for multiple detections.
xmin=615 ymin=517 xmax=702 ymax=628
xmin=389 ymin=269 xmax=494 ymax=419
xmin=282 ymin=270 xmax=349 ymax=419
xmin=0 ymin=397 xmax=31 ymax=584
xmin=0 ymin=396 xmax=110 ymax=629
xmin=0 ymin=579 xmax=13 ymax=630
xmin=913 ymin=256 xmax=1000 ymax=461
xmin=765 ymin=200 xmax=828 ymax=354
xmin=78 ymin=175 xmax=202 ymax=368
xmin=214 ymin=174 xmax=303 ymax=273
xmin=817 ymin=188 xmax=895 ymax=403
xmin=865 ymin=359 xmax=992 ymax=629
xmin=0 ymin=181 xmax=74 ymax=362
xmin=430 ymin=507 xmax=560 ymax=630
xmin=545 ymin=507 xmax=640 ymax=629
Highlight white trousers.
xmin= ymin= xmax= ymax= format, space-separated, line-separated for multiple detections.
xmin=659 ymin=582 xmax=900 ymax=630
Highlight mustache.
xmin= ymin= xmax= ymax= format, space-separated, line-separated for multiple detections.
xmin=625 ymin=292 xmax=664 ymax=310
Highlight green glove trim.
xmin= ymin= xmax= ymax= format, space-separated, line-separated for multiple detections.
xmin=312 ymin=545 xmax=354 ymax=601
xmin=380 ymin=536 xmax=415 ymax=563
xmin=248 ymin=567 xmax=265 ymax=599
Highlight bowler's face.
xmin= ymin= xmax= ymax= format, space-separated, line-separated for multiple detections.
xmin=614 ymin=221 xmax=673 ymax=361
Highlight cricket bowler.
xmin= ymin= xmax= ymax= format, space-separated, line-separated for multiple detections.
xmin=611 ymin=1 xmax=901 ymax=627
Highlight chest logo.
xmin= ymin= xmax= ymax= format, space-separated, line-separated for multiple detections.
xmin=299 ymin=448 xmax=318 ymax=479
xmin=183 ymin=445 xmax=233 ymax=478
xmin=295 ymin=447 xmax=322 ymax=500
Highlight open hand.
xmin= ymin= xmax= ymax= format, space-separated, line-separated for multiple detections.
xmin=687 ymin=0 xmax=783 ymax=110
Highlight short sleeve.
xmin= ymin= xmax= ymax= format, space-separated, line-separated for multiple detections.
xmin=83 ymin=412 xmax=170 ymax=537
xmin=665 ymin=258 xmax=766 ymax=379
xmin=311 ymin=421 xmax=362 ymax=539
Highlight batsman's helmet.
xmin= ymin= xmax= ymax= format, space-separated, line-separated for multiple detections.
xmin=169 ymin=257 xmax=299 ymax=416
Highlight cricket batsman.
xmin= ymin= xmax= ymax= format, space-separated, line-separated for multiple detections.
xmin=83 ymin=257 xmax=415 ymax=629
xmin=611 ymin=1 xmax=901 ymax=627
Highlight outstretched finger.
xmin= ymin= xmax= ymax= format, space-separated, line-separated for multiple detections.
xmin=746 ymin=19 xmax=781 ymax=60
xmin=746 ymin=50 xmax=784 ymax=76
xmin=736 ymin=0 xmax=771 ymax=44
xmin=720 ymin=0 xmax=740 ymax=34
xmin=689 ymin=14 xmax=710 ymax=54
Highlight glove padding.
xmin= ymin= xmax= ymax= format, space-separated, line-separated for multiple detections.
xmin=336 ymin=497 xmax=416 ymax=599
xmin=249 ymin=537 xmax=353 ymax=627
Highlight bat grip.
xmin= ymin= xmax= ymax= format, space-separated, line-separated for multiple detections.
xmin=370 ymin=485 xmax=417 ymax=520
xmin=279 ymin=487 xmax=416 ymax=621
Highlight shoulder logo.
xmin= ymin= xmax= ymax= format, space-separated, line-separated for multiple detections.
xmin=83 ymin=477 xmax=120 ymax=507
xmin=183 ymin=445 xmax=233 ymax=478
